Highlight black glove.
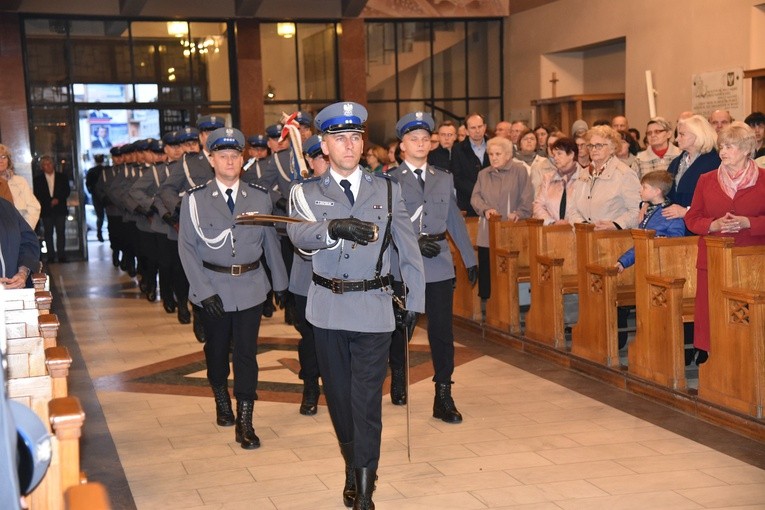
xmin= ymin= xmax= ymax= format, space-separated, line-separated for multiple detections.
xmin=162 ymin=213 xmax=176 ymax=227
xmin=328 ymin=218 xmax=377 ymax=245
xmin=273 ymin=290 xmax=286 ymax=310
xmin=394 ymin=306 xmax=418 ymax=332
xmin=418 ymin=236 xmax=441 ymax=258
xmin=275 ymin=197 xmax=288 ymax=211
xmin=134 ymin=205 xmax=150 ymax=217
xmin=200 ymin=294 xmax=225 ymax=319
xmin=149 ymin=205 xmax=159 ymax=217
xmin=467 ymin=265 xmax=478 ymax=287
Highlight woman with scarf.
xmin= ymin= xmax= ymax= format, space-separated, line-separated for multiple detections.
xmin=533 ymin=137 xmax=582 ymax=225
xmin=471 ymin=136 xmax=533 ymax=300
xmin=513 ymin=129 xmax=546 ymax=175
xmin=685 ymin=123 xmax=765 ymax=363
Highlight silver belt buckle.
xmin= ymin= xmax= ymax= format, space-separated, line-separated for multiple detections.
xmin=231 ymin=264 xmax=242 ymax=276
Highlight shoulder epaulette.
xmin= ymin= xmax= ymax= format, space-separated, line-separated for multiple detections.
xmin=431 ymin=164 xmax=451 ymax=174
xmin=300 ymin=176 xmax=321 ymax=184
xmin=187 ymin=183 xmax=207 ymax=194
xmin=247 ymin=182 xmax=269 ymax=193
xmin=375 ymin=172 xmax=398 ymax=184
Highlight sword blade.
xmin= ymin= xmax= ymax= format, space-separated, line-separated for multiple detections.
xmin=235 ymin=212 xmax=308 ymax=225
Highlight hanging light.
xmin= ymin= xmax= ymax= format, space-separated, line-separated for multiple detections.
xmin=277 ymin=22 xmax=296 ymax=39
xmin=166 ymin=21 xmax=188 ymax=37
xmin=264 ymin=83 xmax=276 ymax=101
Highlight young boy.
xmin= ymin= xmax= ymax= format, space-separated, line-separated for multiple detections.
xmin=615 ymin=170 xmax=686 ymax=273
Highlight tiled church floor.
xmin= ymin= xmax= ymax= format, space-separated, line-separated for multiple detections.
xmin=47 ymin=238 xmax=765 ymax=510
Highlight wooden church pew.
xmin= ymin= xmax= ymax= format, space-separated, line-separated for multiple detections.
xmin=627 ymin=230 xmax=697 ymax=390
xmin=452 ymin=216 xmax=481 ymax=322
xmin=485 ymin=217 xmax=530 ymax=334
xmin=571 ymin=223 xmax=635 ymax=367
xmin=701 ymin=237 xmax=765 ymax=418
xmin=525 ymin=219 xmax=578 ymax=348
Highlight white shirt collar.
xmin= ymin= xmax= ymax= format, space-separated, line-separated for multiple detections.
xmin=403 ymin=160 xmax=427 ymax=180
xmin=330 ymin=166 xmax=362 ymax=199
xmin=215 ymin=178 xmax=240 ymax=203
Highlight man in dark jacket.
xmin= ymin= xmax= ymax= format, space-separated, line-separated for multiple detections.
xmin=450 ymin=113 xmax=489 ymax=216
xmin=33 ymin=156 xmax=70 ymax=262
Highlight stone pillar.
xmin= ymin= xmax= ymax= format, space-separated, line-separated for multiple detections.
xmin=0 ymin=14 xmax=32 ymax=180
xmin=235 ymin=19 xmax=264 ymax=137
xmin=338 ymin=18 xmax=367 ymax=106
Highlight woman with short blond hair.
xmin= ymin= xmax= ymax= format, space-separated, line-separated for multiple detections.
xmin=0 ymin=144 xmax=40 ymax=229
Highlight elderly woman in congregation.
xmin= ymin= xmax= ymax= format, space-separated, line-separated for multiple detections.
xmin=470 ymin=136 xmax=533 ymax=301
xmin=632 ymin=117 xmax=682 ymax=178
xmin=532 ymin=137 xmax=582 ymax=225
xmin=684 ymin=123 xmax=765 ymax=364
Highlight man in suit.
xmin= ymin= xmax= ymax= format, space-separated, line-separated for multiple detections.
xmin=91 ymin=125 xmax=112 ymax=148
xmin=33 ymin=155 xmax=70 ymax=262
xmin=427 ymin=119 xmax=458 ymax=170
xmin=388 ymin=111 xmax=478 ymax=422
xmin=451 ymin=113 xmax=489 ymax=216
xmin=287 ymin=102 xmax=425 ymax=510
xmin=178 ymin=127 xmax=288 ymax=450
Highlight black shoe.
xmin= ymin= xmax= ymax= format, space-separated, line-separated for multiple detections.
xmin=299 ymin=378 xmax=320 ymax=416
xmin=112 ymin=252 xmax=120 ymax=267
xmin=211 ymin=385 xmax=235 ymax=426
xmin=163 ymin=300 xmax=177 ymax=313
xmin=146 ymin=288 xmax=157 ymax=302
xmin=339 ymin=442 xmax=355 ymax=508
xmin=433 ymin=382 xmax=463 ymax=424
xmin=235 ymin=400 xmax=260 ymax=449
xmin=390 ymin=368 xmax=406 ymax=406
xmin=192 ymin=305 xmax=205 ymax=342
xmin=97 ymin=232 xmax=104 ymax=242
xmin=177 ymin=305 xmax=191 ymax=324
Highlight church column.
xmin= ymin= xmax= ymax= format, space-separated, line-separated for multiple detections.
xmin=0 ymin=14 xmax=32 ymax=179
xmin=338 ymin=18 xmax=367 ymax=106
xmin=235 ymin=19 xmax=264 ymax=136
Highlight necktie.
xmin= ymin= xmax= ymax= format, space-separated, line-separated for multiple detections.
xmin=559 ymin=183 xmax=567 ymax=220
xmin=414 ymin=168 xmax=425 ymax=190
xmin=340 ymin=179 xmax=354 ymax=206
xmin=225 ymin=188 xmax=235 ymax=214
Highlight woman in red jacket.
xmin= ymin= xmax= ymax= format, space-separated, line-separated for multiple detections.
xmin=685 ymin=123 xmax=765 ymax=363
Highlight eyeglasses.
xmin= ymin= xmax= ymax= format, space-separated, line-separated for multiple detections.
xmin=0 ymin=155 xmax=8 ymax=160
xmin=586 ymin=143 xmax=610 ymax=150
xmin=645 ymin=129 xmax=667 ymax=136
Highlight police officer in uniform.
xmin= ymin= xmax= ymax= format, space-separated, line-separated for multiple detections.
xmin=388 ymin=112 xmax=478 ymax=423
xmin=243 ymin=134 xmax=269 ymax=177
xmin=289 ymin=135 xmax=325 ymax=416
xmin=159 ymin=116 xmax=224 ymax=340
xmin=98 ymin=146 xmax=124 ymax=267
xmin=178 ymin=127 xmax=288 ymax=450
xmin=287 ymin=103 xmax=425 ymax=510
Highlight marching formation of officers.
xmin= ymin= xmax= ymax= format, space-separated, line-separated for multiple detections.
xmin=94 ymin=103 xmax=477 ymax=510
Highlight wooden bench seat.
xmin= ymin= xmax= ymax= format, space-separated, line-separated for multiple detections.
xmin=486 ymin=218 xmax=531 ymax=334
xmin=525 ymin=219 xmax=578 ymax=348
xmin=627 ymin=231 xmax=698 ymax=390
xmin=701 ymin=237 xmax=765 ymax=418
xmin=452 ymin=216 xmax=481 ymax=322
xmin=572 ymin=223 xmax=635 ymax=367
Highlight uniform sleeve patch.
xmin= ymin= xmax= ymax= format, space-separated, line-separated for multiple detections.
xmin=187 ymin=183 xmax=207 ymax=194
xmin=247 ymin=182 xmax=269 ymax=193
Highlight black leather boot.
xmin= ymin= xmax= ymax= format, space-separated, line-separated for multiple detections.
xmin=262 ymin=291 xmax=274 ymax=318
xmin=177 ymin=300 xmax=191 ymax=324
xmin=235 ymin=400 xmax=260 ymax=450
xmin=390 ymin=367 xmax=407 ymax=406
xmin=433 ymin=382 xmax=463 ymax=423
xmin=353 ymin=467 xmax=376 ymax=510
xmin=299 ymin=378 xmax=320 ymax=416
xmin=192 ymin=305 xmax=205 ymax=343
xmin=339 ymin=442 xmax=355 ymax=508
xmin=211 ymin=385 xmax=235 ymax=426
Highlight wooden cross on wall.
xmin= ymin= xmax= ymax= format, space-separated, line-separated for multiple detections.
xmin=550 ymin=72 xmax=559 ymax=98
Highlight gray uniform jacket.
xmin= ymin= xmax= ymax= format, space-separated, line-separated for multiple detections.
xmin=243 ymin=149 xmax=296 ymax=209
xmin=288 ymin=251 xmax=313 ymax=296
xmin=388 ymin=163 xmax=477 ymax=283
xmin=158 ymin=151 xmax=214 ymax=216
xmin=97 ymin=166 xmax=120 ymax=216
xmin=178 ymin=179 xmax=288 ymax=312
xmin=127 ymin=164 xmax=153 ymax=232
xmin=286 ymin=169 xmax=426 ymax=333
xmin=129 ymin=163 xmax=173 ymax=236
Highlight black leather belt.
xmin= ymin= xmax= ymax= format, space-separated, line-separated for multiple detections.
xmin=312 ymin=273 xmax=393 ymax=294
xmin=203 ymin=260 xmax=260 ymax=276
xmin=420 ymin=232 xmax=447 ymax=241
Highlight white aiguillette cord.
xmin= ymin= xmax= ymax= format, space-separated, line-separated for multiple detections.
xmin=288 ymin=183 xmax=342 ymax=256
xmin=188 ymin=192 xmax=234 ymax=251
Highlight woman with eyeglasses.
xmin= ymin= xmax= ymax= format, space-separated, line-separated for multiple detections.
xmin=685 ymin=123 xmax=765 ymax=364
xmin=632 ymin=117 xmax=682 ymax=179
xmin=0 ymin=144 xmax=41 ymax=230
xmin=566 ymin=125 xmax=641 ymax=231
